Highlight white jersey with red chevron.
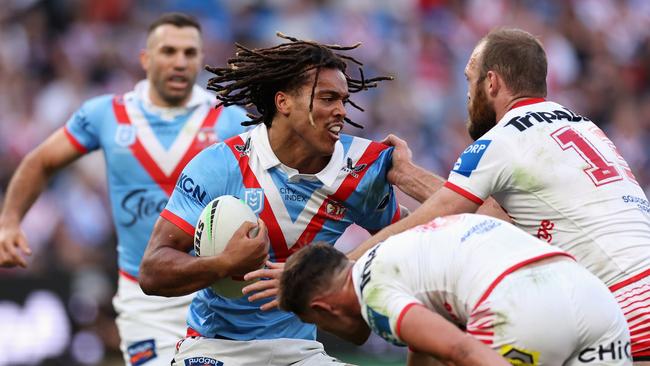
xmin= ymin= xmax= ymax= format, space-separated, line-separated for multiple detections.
xmin=162 ymin=123 xmax=400 ymax=341
xmin=446 ymin=99 xmax=650 ymax=287
xmin=353 ymin=214 xmax=631 ymax=365
xmin=445 ymin=99 xmax=650 ymax=360
xmin=352 ymin=214 xmax=569 ymax=346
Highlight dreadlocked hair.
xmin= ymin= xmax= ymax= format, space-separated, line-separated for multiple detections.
xmin=205 ymin=32 xmax=393 ymax=128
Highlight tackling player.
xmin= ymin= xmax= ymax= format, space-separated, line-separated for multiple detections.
xmin=349 ymin=27 xmax=650 ymax=364
xmin=0 ymin=13 xmax=248 ymax=366
xmin=282 ymin=214 xmax=632 ymax=366
xmin=139 ymin=34 xmax=402 ymax=365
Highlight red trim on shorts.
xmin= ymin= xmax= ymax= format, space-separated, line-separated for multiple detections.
xmin=471 ymin=252 xmax=575 ymax=312
xmin=508 ymin=98 xmax=546 ymax=111
xmin=609 ymin=268 xmax=650 ymax=292
xmin=160 ymin=209 xmax=195 ymax=236
xmin=443 ymin=182 xmax=484 ymax=205
xmin=62 ymin=127 xmax=88 ymax=154
xmin=186 ymin=327 xmax=203 ymax=337
xmin=395 ymin=302 xmax=422 ymax=341
xmin=119 ymin=269 xmax=138 ymax=282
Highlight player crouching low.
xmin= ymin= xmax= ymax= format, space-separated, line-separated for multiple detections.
xmin=280 ymin=214 xmax=632 ymax=366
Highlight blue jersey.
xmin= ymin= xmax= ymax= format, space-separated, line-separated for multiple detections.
xmin=64 ymin=81 xmax=248 ymax=278
xmin=162 ymin=124 xmax=400 ymax=340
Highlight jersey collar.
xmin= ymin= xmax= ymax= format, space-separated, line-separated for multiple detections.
xmin=132 ymin=80 xmax=213 ymax=120
xmin=250 ymin=123 xmax=344 ymax=186
xmin=508 ymin=97 xmax=546 ymax=111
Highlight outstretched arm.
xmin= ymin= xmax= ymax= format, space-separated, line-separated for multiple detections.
xmin=0 ymin=129 xmax=83 ymax=267
xmin=400 ymin=306 xmax=509 ymax=366
xmin=139 ymin=217 xmax=269 ymax=297
xmin=347 ymin=186 xmax=479 ymax=260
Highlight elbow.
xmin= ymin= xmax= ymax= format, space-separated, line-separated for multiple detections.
xmin=138 ymin=262 xmax=162 ymax=296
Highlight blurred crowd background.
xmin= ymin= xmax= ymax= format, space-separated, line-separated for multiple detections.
xmin=0 ymin=0 xmax=649 ymax=365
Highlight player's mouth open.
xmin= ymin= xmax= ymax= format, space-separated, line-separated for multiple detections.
xmin=327 ymin=125 xmax=342 ymax=140
xmin=168 ymin=75 xmax=188 ymax=89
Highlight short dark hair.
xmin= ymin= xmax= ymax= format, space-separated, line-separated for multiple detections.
xmin=279 ymin=243 xmax=349 ymax=315
xmin=147 ymin=12 xmax=201 ymax=35
xmin=478 ymin=28 xmax=547 ymax=97
xmin=206 ymin=33 xmax=392 ymax=128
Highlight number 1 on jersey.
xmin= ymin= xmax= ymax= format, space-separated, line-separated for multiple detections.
xmin=551 ymin=126 xmax=622 ymax=186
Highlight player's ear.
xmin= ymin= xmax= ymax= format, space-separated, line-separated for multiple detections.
xmin=486 ymin=70 xmax=500 ymax=97
xmin=275 ymin=91 xmax=292 ymax=117
xmin=139 ymin=49 xmax=149 ymax=73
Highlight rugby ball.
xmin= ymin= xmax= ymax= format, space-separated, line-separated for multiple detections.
xmin=194 ymin=195 xmax=260 ymax=298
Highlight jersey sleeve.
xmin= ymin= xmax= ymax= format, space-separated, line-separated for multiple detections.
xmin=445 ymin=137 xmax=514 ymax=204
xmin=162 ymin=143 xmax=236 ymax=235
xmin=215 ymin=105 xmax=250 ymax=140
xmin=63 ymin=95 xmax=112 ymax=153
xmin=360 ymin=275 xmax=421 ymax=346
xmin=354 ymin=147 xmax=400 ymax=232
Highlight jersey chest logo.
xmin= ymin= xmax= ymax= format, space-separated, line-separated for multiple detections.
xmin=115 ymin=125 xmax=136 ymax=147
xmin=244 ymin=188 xmax=264 ymax=214
xmin=112 ymin=95 xmax=221 ymax=195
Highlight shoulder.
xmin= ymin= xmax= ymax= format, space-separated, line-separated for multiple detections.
xmin=340 ymin=134 xmax=392 ymax=164
xmin=78 ymin=94 xmax=116 ymax=113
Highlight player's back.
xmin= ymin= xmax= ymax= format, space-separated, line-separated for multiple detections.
xmin=483 ymin=100 xmax=650 ymax=286
xmin=353 ymin=214 xmax=568 ymax=329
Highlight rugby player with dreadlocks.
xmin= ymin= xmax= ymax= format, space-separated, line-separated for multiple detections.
xmin=140 ymin=33 xmax=403 ymax=365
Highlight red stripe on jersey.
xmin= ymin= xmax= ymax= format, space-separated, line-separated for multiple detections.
xmin=610 ymin=268 xmax=650 ymax=292
xmin=119 ymin=269 xmax=138 ymax=282
xmin=293 ymin=142 xmax=390 ymax=252
xmin=62 ymin=127 xmax=88 ymax=154
xmin=471 ymin=252 xmax=575 ymax=312
xmin=112 ymin=96 xmax=222 ymax=196
xmin=395 ymin=302 xmax=421 ymax=341
xmin=225 ymin=136 xmax=291 ymax=261
xmin=616 ymin=284 xmax=650 ymax=304
xmin=168 ymin=106 xmax=221 ymax=187
xmin=444 ymin=181 xmax=484 ymax=205
xmin=508 ymin=97 xmax=546 ymax=111
xmin=186 ymin=327 xmax=203 ymax=337
xmin=161 ymin=209 xmax=195 ymax=236
xmin=390 ymin=204 xmax=401 ymax=224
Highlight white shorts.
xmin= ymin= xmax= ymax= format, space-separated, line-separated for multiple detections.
xmin=172 ymin=337 xmax=351 ymax=366
xmin=610 ymin=269 xmax=650 ymax=361
xmin=467 ymin=259 xmax=632 ymax=366
xmin=113 ymin=273 xmax=194 ymax=366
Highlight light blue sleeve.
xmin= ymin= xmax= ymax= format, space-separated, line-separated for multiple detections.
xmin=164 ymin=143 xmax=239 ymax=230
xmin=215 ymin=105 xmax=250 ymax=140
xmin=355 ymin=147 xmax=399 ymax=232
xmin=64 ymin=94 xmax=113 ymax=152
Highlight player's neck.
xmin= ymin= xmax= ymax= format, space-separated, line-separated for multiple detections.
xmin=267 ymin=124 xmax=330 ymax=174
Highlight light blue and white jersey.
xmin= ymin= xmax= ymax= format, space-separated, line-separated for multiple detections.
xmin=162 ymin=123 xmax=401 ymax=340
xmin=64 ymin=80 xmax=248 ymax=279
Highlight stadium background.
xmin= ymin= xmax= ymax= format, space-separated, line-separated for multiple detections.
xmin=0 ymin=0 xmax=649 ymax=365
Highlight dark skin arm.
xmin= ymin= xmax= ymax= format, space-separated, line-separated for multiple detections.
xmin=139 ymin=217 xmax=269 ymax=297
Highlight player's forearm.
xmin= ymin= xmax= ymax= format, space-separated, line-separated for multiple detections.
xmin=0 ymin=152 xmax=56 ymax=225
xmin=348 ymin=197 xmax=438 ymax=259
xmin=393 ymin=163 xmax=445 ymax=203
xmin=443 ymin=336 xmax=509 ymax=366
xmin=139 ymin=248 xmax=229 ymax=297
